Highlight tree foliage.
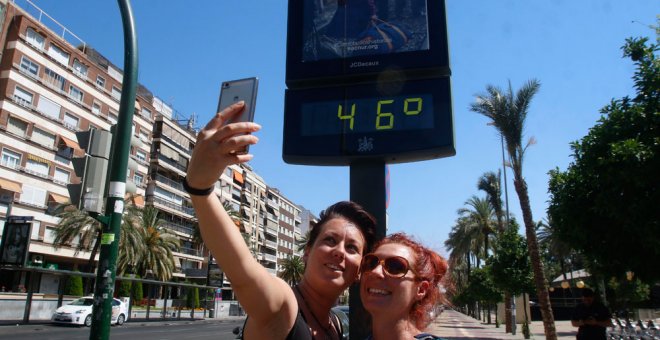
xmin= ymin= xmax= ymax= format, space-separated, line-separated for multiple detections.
xmin=548 ymin=33 xmax=660 ymax=281
xmin=65 ymin=273 xmax=84 ymax=296
xmin=487 ymin=225 xmax=534 ymax=296
xmin=278 ymin=256 xmax=305 ymax=286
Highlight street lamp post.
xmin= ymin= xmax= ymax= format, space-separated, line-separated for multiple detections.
xmin=489 ymin=123 xmax=514 ymax=334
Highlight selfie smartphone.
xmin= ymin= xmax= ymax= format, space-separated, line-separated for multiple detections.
xmin=217 ymin=77 xmax=259 ymax=154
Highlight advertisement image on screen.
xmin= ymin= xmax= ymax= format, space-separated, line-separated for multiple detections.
xmin=0 ymin=221 xmax=31 ymax=266
xmin=303 ymin=0 xmax=429 ymax=62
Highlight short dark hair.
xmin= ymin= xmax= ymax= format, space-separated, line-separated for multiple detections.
xmin=582 ymin=288 xmax=595 ymax=297
xmin=306 ymin=201 xmax=376 ymax=254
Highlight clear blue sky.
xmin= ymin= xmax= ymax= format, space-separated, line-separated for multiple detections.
xmin=26 ymin=1 xmax=658 ymax=256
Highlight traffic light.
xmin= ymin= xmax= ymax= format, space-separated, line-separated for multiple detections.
xmin=67 ymin=129 xmax=112 ymax=214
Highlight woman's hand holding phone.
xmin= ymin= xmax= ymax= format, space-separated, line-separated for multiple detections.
xmin=187 ymin=101 xmax=261 ymax=190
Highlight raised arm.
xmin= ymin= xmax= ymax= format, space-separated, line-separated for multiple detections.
xmin=186 ymin=102 xmax=297 ymax=335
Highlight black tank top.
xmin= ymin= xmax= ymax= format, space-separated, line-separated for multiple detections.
xmin=240 ymin=306 xmax=341 ymax=340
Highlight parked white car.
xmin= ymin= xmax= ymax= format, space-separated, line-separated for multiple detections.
xmin=51 ymin=297 xmax=128 ymax=327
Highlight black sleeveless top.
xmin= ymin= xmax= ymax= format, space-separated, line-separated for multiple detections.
xmin=240 ymin=306 xmax=342 ymax=340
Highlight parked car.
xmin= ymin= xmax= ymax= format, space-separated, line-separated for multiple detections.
xmin=52 ymin=296 xmax=128 ymax=327
xmin=331 ymin=305 xmax=349 ymax=340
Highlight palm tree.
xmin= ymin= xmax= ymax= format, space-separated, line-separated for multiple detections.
xmin=278 ymin=256 xmax=305 ymax=286
xmin=52 ymin=204 xmax=103 ymax=272
xmin=457 ymin=195 xmax=495 ymax=263
xmin=477 ymin=171 xmax=516 ymax=330
xmin=471 ymin=79 xmax=557 ymax=339
xmin=445 ymin=216 xmax=481 ymax=280
xmin=478 ymin=171 xmax=505 ymax=233
xmin=53 ymin=201 xmax=141 ymax=272
xmin=296 ymin=229 xmax=311 ymax=252
xmin=134 ymin=206 xmax=180 ymax=281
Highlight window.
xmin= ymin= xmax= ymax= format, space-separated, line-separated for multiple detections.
xmin=13 ymin=86 xmax=33 ymax=105
xmin=54 ymin=167 xmax=70 ymax=184
xmin=96 ymin=76 xmax=105 ymax=88
xmin=139 ymin=129 xmax=149 ymax=142
xmin=7 ymin=116 xmax=28 ymax=136
xmin=135 ymin=149 xmax=147 ymax=163
xmin=111 ymin=86 xmax=121 ymax=101
xmin=92 ymin=102 xmax=101 ymax=115
xmin=25 ymin=158 xmax=50 ymax=177
xmin=19 ymin=184 xmax=47 ymax=207
xmin=44 ymin=68 xmax=65 ymax=92
xmin=68 ymin=85 xmax=84 ymax=103
xmin=1 ymin=148 xmax=21 ymax=168
xmin=25 ymin=27 xmax=45 ymax=50
xmin=108 ymin=109 xmax=118 ymax=124
xmin=44 ymin=227 xmax=56 ymax=243
xmin=134 ymin=173 xmax=144 ymax=187
xmin=36 ymin=95 xmax=61 ymax=120
xmin=30 ymin=221 xmax=40 ymax=240
xmin=63 ymin=112 xmax=79 ymax=129
xmin=30 ymin=127 xmax=56 ymax=148
xmin=19 ymin=56 xmax=39 ymax=78
xmin=141 ymin=107 xmax=152 ymax=120
xmin=47 ymin=43 xmax=70 ymax=66
xmin=72 ymin=59 xmax=88 ymax=78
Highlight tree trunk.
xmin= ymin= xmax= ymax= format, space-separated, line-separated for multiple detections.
xmin=84 ymin=232 xmax=102 ymax=294
xmin=505 ymin=293 xmax=513 ymax=333
xmin=514 ymin=177 xmax=558 ymax=340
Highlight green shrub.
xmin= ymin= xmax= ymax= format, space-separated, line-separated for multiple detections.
xmin=131 ymin=276 xmax=143 ymax=305
xmin=65 ymin=274 xmax=83 ymax=296
xmin=117 ymin=280 xmax=131 ymax=298
xmin=186 ymin=287 xmax=200 ymax=309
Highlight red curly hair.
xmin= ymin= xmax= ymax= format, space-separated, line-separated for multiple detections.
xmin=373 ymin=232 xmax=448 ymax=330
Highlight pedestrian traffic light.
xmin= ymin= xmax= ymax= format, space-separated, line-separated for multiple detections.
xmin=67 ymin=129 xmax=112 ymax=214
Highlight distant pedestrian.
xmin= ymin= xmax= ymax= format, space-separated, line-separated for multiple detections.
xmin=571 ymin=288 xmax=612 ymax=340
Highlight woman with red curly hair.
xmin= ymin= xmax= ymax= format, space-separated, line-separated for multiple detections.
xmin=360 ymin=233 xmax=448 ymax=340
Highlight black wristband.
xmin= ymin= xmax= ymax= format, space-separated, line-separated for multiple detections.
xmin=183 ymin=177 xmax=215 ymax=196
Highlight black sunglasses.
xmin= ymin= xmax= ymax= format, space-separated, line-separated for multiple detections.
xmin=360 ymin=253 xmax=418 ymax=278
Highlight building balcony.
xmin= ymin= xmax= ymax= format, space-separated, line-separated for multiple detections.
xmin=153 ymin=196 xmax=195 ymax=217
xmin=263 ymin=253 xmax=277 ymax=263
xmin=265 ymin=225 xmax=278 ymax=237
xmin=154 ymin=154 xmax=187 ymax=173
xmin=265 ymin=240 xmax=278 ymax=250
xmin=162 ymin=221 xmax=195 ymax=235
xmin=155 ymin=173 xmax=185 ymax=193
xmin=178 ymin=247 xmax=202 ymax=257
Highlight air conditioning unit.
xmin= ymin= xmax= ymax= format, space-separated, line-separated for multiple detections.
xmin=31 ymin=254 xmax=44 ymax=264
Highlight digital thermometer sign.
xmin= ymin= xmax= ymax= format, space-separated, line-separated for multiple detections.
xmin=283 ymin=77 xmax=454 ymax=165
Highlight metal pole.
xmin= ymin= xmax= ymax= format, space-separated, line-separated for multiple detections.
xmin=89 ymin=1 xmax=138 ymax=339
xmin=349 ymin=161 xmax=387 ymax=340
xmin=500 ymin=133 xmax=516 ymax=335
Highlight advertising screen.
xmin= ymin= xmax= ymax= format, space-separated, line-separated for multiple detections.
xmin=302 ymin=0 xmax=430 ymax=61
xmin=287 ymin=0 xmax=449 ymax=87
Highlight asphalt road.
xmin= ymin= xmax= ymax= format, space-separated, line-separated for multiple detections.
xmin=0 ymin=318 xmax=245 ymax=340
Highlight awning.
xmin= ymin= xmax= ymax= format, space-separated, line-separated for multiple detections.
xmin=59 ymin=136 xmax=79 ymax=149
xmin=242 ymin=222 xmax=253 ymax=234
xmin=233 ymin=170 xmax=244 ymax=184
xmin=48 ymin=192 xmax=69 ymax=204
xmin=133 ymin=195 xmax=145 ymax=207
xmin=553 ymin=269 xmax=590 ymax=283
xmin=134 ymin=100 xmax=142 ymax=112
xmin=0 ymin=178 xmax=22 ymax=193
xmin=59 ymin=136 xmax=84 ymax=157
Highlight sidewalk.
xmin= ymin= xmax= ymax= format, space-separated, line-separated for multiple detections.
xmin=427 ymin=309 xmax=577 ymax=339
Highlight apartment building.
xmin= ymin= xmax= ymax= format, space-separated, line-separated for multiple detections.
xmin=0 ymin=0 xmax=307 ymax=295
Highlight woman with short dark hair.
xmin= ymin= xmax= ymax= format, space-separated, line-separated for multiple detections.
xmin=186 ymin=102 xmax=376 ymax=340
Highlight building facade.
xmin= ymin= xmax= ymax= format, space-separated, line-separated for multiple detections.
xmin=0 ymin=0 xmax=305 ymax=296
